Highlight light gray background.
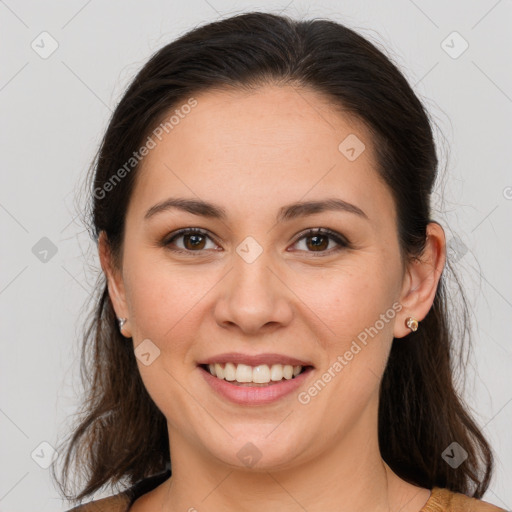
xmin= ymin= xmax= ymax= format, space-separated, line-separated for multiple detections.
xmin=1 ymin=1 xmax=511 ymax=511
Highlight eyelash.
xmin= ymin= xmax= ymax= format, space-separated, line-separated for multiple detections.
xmin=162 ymin=227 xmax=350 ymax=257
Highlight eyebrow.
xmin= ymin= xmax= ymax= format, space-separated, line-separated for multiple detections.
xmin=144 ymin=197 xmax=368 ymax=222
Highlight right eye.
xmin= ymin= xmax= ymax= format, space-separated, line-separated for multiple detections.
xmin=163 ymin=228 xmax=220 ymax=254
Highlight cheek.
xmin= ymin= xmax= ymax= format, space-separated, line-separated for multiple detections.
xmin=123 ymin=254 xmax=217 ymax=348
xmin=297 ymin=268 xmax=400 ymax=428
xmin=291 ymin=257 xmax=401 ymax=347
xmin=122 ymin=259 xmax=212 ymax=429
xmin=310 ymin=259 xmax=402 ymax=404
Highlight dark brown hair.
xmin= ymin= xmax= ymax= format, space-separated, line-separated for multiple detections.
xmin=51 ymin=11 xmax=494 ymax=505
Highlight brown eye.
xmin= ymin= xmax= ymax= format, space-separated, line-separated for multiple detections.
xmin=164 ymin=228 xmax=218 ymax=253
xmin=305 ymin=234 xmax=330 ymax=251
xmin=182 ymin=233 xmax=206 ymax=250
xmin=291 ymin=228 xmax=349 ymax=255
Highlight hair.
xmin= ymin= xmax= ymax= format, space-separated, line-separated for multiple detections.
xmin=51 ymin=11 xmax=494 ymax=505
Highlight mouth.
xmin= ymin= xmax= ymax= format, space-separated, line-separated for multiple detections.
xmin=199 ymin=362 xmax=312 ymax=387
xmin=197 ymin=355 xmax=314 ymax=405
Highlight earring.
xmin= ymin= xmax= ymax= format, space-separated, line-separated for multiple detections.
xmin=117 ymin=317 xmax=127 ymax=332
xmin=405 ymin=317 xmax=419 ymax=332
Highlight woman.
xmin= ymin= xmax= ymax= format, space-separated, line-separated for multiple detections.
xmin=54 ymin=11 xmax=505 ymax=512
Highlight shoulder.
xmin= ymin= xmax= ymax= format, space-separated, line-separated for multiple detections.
xmin=423 ymin=487 xmax=507 ymax=512
xmin=65 ymin=492 xmax=130 ymax=512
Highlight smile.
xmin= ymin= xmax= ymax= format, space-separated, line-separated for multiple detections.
xmin=197 ymin=354 xmax=314 ymax=405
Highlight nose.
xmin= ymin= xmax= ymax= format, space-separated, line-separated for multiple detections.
xmin=213 ymin=247 xmax=294 ymax=335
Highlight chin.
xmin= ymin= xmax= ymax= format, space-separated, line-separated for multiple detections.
xmin=201 ymin=428 xmax=313 ymax=472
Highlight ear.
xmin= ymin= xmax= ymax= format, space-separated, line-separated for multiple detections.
xmin=394 ymin=222 xmax=446 ymax=338
xmin=98 ymin=231 xmax=132 ymax=337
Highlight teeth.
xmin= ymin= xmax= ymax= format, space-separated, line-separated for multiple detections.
xmin=253 ymin=364 xmax=270 ymax=383
xmin=270 ymin=364 xmax=283 ymax=382
xmin=235 ymin=364 xmax=253 ymax=383
xmin=214 ymin=363 xmax=224 ymax=379
xmin=206 ymin=363 xmax=304 ymax=384
xmin=224 ymin=362 xmax=236 ymax=381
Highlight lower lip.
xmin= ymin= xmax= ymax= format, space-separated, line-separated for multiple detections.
xmin=199 ymin=366 xmax=313 ymax=405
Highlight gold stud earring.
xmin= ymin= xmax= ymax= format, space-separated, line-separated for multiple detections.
xmin=405 ymin=317 xmax=419 ymax=332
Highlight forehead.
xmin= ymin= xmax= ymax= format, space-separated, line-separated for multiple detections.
xmin=155 ymin=84 xmax=370 ymax=162
xmin=130 ymin=84 xmax=395 ymax=226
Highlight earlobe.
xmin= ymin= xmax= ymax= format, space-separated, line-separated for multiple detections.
xmin=394 ymin=222 xmax=446 ymax=339
xmin=98 ymin=231 xmax=131 ymax=336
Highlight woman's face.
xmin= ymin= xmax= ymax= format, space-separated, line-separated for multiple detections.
xmin=105 ymin=84 xmax=418 ymax=471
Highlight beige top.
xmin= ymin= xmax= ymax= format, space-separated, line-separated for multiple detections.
xmin=67 ymin=486 xmax=507 ymax=512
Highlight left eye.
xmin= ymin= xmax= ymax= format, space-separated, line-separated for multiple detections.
xmin=291 ymin=228 xmax=349 ymax=254
xmin=163 ymin=228 xmax=349 ymax=255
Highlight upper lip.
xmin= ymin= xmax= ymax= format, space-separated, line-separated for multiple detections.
xmin=197 ymin=352 xmax=313 ymax=367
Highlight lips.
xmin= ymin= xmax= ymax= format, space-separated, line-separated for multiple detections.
xmin=197 ymin=352 xmax=314 ymax=405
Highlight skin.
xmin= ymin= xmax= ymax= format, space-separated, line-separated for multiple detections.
xmin=99 ymin=84 xmax=446 ymax=512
